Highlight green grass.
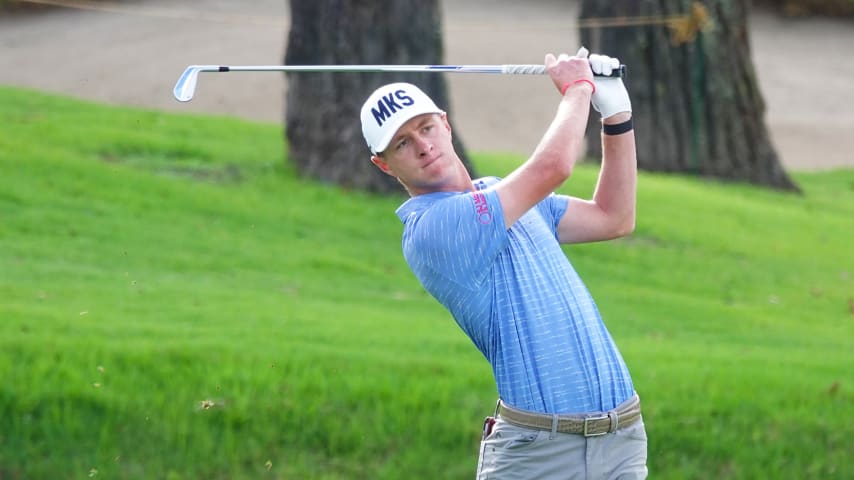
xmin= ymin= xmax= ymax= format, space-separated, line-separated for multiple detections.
xmin=1 ymin=85 xmax=852 ymax=479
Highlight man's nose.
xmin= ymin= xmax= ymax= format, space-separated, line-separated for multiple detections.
xmin=415 ymin=135 xmax=433 ymax=155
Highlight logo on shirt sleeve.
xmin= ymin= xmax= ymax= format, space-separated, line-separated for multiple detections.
xmin=472 ymin=192 xmax=492 ymax=225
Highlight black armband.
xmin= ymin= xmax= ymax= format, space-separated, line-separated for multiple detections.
xmin=603 ymin=118 xmax=633 ymax=136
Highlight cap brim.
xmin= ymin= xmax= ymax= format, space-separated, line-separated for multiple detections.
xmin=372 ymin=108 xmax=445 ymax=154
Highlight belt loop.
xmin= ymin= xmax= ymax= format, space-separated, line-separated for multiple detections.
xmin=608 ymin=411 xmax=619 ymax=433
xmin=549 ymin=414 xmax=559 ymax=440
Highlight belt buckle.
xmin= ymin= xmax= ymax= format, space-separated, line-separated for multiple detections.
xmin=582 ymin=414 xmax=610 ymax=437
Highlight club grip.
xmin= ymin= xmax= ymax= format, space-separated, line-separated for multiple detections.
xmin=594 ymin=64 xmax=626 ymax=78
xmin=502 ymin=64 xmax=626 ymax=77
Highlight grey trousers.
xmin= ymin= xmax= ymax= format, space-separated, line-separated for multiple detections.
xmin=476 ymin=416 xmax=648 ymax=479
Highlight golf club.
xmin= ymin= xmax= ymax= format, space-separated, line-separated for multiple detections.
xmin=173 ymin=64 xmax=627 ymax=102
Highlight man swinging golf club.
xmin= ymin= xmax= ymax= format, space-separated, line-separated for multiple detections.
xmin=361 ymin=47 xmax=645 ymax=479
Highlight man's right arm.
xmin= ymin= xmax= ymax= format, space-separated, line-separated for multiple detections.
xmin=493 ymin=50 xmax=593 ymax=229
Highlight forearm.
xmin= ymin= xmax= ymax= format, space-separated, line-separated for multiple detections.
xmin=496 ymin=83 xmax=592 ymax=228
xmin=593 ymin=112 xmax=637 ymax=234
xmin=495 ymin=50 xmax=596 ymax=228
xmin=530 ymin=83 xmax=593 ymax=178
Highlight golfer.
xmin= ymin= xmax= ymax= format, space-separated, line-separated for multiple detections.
xmin=360 ymin=47 xmax=645 ymax=479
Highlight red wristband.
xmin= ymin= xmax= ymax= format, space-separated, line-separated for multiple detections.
xmin=561 ymin=79 xmax=595 ymax=96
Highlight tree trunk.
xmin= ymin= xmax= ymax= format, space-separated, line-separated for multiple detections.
xmin=580 ymin=0 xmax=799 ymax=191
xmin=285 ymin=0 xmax=474 ymax=194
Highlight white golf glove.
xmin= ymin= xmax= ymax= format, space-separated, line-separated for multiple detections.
xmin=588 ymin=53 xmax=632 ymax=119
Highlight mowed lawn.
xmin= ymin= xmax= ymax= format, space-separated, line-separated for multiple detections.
xmin=0 ymin=86 xmax=851 ymax=479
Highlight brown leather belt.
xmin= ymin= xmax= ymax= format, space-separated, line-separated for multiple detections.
xmin=497 ymin=395 xmax=642 ymax=437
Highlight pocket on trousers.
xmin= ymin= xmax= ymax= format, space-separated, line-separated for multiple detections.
xmin=488 ymin=421 xmax=542 ymax=451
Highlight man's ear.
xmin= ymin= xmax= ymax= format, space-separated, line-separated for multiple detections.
xmin=371 ymin=155 xmax=395 ymax=176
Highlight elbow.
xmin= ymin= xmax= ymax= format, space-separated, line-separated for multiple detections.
xmin=621 ymin=217 xmax=636 ymax=237
xmin=613 ymin=213 xmax=636 ymax=238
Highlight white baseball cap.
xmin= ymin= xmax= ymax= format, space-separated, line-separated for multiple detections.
xmin=360 ymin=82 xmax=444 ymax=155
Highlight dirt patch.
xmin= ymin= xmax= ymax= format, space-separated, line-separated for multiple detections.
xmin=1 ymin=0 xmax=852 ymax=171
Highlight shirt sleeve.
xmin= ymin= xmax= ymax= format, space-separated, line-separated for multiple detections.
xmin=404 ymin=188 xmax=508 ymax=288
xmin=536 ymin=193 xmax=571 ymax=241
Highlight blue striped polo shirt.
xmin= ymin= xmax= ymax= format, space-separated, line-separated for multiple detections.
xmin=395 ymin=177 xmax=634 ymax=414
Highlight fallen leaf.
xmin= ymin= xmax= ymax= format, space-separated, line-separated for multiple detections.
xmin=827 ymin=382 xmax=840 ymax=396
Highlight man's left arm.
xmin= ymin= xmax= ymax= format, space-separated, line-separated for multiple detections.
xmin=557 ymin=54 xmax=637 ymax=244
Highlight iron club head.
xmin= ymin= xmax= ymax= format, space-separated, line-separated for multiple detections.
xmin=173 ymin=65 xmax=221 ymax=102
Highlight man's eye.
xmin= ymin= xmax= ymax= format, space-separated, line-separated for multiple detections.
xmin=396 ymin=139 xmax=408 ymax=150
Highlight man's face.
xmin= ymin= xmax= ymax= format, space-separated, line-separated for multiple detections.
xmin=371 ymin=113 xmax=458 ymax=195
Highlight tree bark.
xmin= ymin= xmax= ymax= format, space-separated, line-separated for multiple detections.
xmin=580 ymin=0 xmax=799 ymax=191
xmin=285 ymin=0 xmax=474 ymax=194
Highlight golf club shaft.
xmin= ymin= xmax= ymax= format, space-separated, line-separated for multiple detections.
xmin=173 ymin=64 xmax=626 ymax=102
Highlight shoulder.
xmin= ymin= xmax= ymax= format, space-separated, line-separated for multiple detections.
xmin=473 ymin=176 xmax=502 ymax=190
xmin=396 ymin=191 xmax=461 ymax=224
